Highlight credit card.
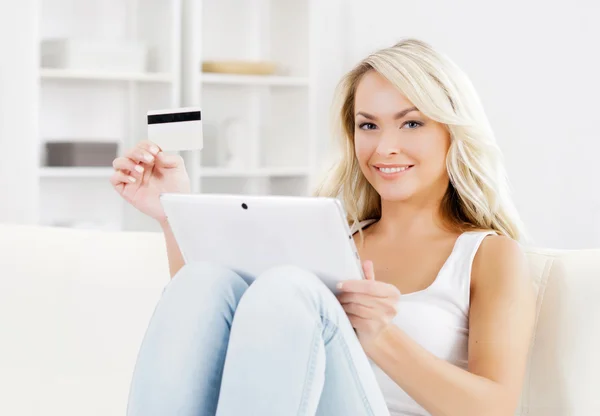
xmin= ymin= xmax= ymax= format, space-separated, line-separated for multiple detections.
xmin=147 ymin=107 xmax=203 ymax=151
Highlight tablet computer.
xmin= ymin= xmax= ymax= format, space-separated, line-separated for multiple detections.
xmin=159 ymin=193 xmax=365 ymax=291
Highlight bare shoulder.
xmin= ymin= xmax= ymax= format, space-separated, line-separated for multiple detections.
xmin=475 ymin=234 xmax=525 ymax=266
xmin=471 ymin=234 xmax=532 ymax=295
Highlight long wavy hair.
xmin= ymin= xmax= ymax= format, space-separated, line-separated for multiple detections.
xmin=314 ymin=39 xmax=526 ymax=242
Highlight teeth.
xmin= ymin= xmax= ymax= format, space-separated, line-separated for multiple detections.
xmin=378 ymin=166 xmax=410 ymax=173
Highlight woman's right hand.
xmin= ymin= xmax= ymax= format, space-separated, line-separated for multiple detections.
xmin=110 ymin=140 xmax=191 ymax=225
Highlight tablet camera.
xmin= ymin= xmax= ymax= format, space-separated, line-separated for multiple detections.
xmin=241 ymin=203 xmax=248 ymax=210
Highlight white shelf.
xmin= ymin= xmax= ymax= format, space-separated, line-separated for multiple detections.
xmin=39 ymin=167 xmax=114 ymax=178
xmin=28 ymin=0 xmax=333 ymax=232
xmin=199 ymin=167 xmax=310 ymax=178
xmin=40 ymin=68 xmax=174 ymax=83
xmin=201 ymin=73 xmax=309 ymax=87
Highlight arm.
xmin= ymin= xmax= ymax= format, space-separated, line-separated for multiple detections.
xmin=160 ymin=220 xmax=185 ymax=278
xmin=110 ymin=140 xmax=191 ymax=279
xmin=367 ymin=236 xmax=536 ymax=416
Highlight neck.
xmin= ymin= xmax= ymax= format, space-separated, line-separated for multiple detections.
xmin=374 ymin=191 xmax=449 ymax=240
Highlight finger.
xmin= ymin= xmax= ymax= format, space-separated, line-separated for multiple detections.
xmin=337 ymin=292 xmax=378 ymax=307
xmin=113 ymin=157 xmax=145 ymax=175
xmin=110 ymin=170 xmax=136 ymax=188
xmin=156 ymin=152 xmax=183 ymax=169
xmin=346 ymin=313 xmax=369 ymax=331
xmin=337 ymin=280 xmax=392 ymax=297
xmin=363 ymin=260 xmax=375 ymax=281
xmin=338 ymin=294 xmax=399 ymax=319
xmin=125 ymin=146 xmax=156 ymax=165
xmin=136 ymin=140 xmax=161 ymax=155
xmin=342 ymin=303 xmax=376 ymax=319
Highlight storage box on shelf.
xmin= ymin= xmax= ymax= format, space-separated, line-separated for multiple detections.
xmin=40 ymin=38 xmax=149 ymax=73
xmin=44 ymin=141 xmax=119 ymax=167
xmin=38 ymin=0 xmax=181 ymax=232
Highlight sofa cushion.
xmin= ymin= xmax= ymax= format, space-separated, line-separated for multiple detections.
xmin=517 ymin=248 xmax=600 ymax=415
xmin=0 ymin=224 xmax=169 ymax=416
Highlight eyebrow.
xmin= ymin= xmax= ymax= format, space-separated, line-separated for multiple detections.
xmin=355 ymin=106 xmax=419 ymax=120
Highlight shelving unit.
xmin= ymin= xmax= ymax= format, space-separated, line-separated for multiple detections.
xmin=182 ymin=0 xmax=319 ymax=197
xmin=37 ymin=0 xmax=182 ymax=232
xmin=32 ymin=0 xmax=345 ymax=232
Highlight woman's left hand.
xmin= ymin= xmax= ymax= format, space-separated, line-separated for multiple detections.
xmin=337 ymin=260 xmax=401 ymax=352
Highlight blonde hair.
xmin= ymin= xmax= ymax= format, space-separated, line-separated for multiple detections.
xmin=314 ymin=38 xmax=526 ymax=242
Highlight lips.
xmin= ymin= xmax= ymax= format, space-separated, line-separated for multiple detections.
xmin=373 ymin=164 xmax=414 ymax=178
xmin=376 ymin=166 xmax=412 ymax=174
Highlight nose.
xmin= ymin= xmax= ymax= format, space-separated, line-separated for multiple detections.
xmin=375 ymin=128 xmax=401 ymax=156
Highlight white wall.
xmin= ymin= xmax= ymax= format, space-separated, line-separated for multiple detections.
xmin=341 ymin=0 xmax=600 ymax=249
xmin=0 ymin=0 xmax=39 ymax=224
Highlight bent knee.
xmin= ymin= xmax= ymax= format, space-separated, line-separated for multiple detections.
xmin=249 ymin=265 xmax=330 ymax=300
xmin=234 ymin=265 xmax=343 ymax=327
xmin=167 ymin=261 xmax=249 ymax=299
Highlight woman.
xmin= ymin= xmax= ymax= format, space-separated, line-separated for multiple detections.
xmin=111 ymin=39 xmax=536 ymax=416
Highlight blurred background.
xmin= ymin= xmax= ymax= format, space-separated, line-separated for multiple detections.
xmin=1 ymin=0 xmax=599 ymax=249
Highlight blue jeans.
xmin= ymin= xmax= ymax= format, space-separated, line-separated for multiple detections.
xmin=126 ymin=262 xmax=390 ymax=415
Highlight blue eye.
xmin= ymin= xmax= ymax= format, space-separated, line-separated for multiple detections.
xmin=403 ymin=120 xmax=423 ymax=129
xmin=358 ymin=122 xmax=377 ymax=130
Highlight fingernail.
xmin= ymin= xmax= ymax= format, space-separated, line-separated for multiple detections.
xmin=150 ymin=145 xmax=159 ymax=154
xmin=337 ymin=282 xmax=343 ymax=289
xmin=144 ymin=153 xmax=154 ymax=162
xmin=128 ymin=176 xmax=136 ymax=183
xmin=134 ymin=165 xmax=144 ymax=173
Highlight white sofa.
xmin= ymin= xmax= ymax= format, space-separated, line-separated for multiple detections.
xmin=1 ymin=224 xmax=599 ymax=415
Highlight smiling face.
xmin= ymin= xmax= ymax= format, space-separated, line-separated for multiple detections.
xmin=353 ymin=70 xmax=452 ymax=204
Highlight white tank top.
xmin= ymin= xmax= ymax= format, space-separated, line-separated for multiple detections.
xmin=351 ymin=220 xmax=495 ymax=416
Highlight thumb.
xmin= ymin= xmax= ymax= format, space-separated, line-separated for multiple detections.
xmin=156 ymin=152 xmax=182 ymax=169
xmin=363 ymin=260 xmax=375 ymax=280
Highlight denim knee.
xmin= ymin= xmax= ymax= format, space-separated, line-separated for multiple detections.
xmin=256 ymin=264 xmax=327 ymax=294
xmin=163 ymin=261 xmax=249 ymax=305
xmin=239 ymin=265 xmax=338 ymax=313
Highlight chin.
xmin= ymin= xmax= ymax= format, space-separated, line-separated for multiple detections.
xmin=372 ymin=183 xmax=417 ymax=202
xmin=362 ymin=165 xmax=421 ymax=203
